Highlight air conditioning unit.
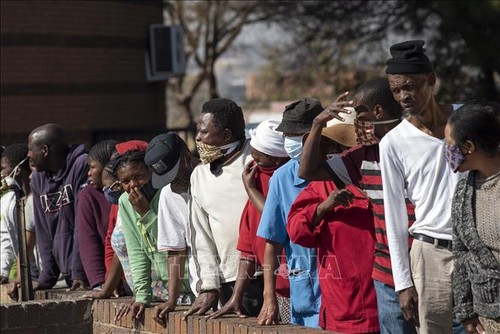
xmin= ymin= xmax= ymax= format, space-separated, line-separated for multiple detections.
xmin=146 ymin=24 xmax=185 ymax=81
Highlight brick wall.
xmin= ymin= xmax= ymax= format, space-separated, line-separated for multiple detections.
xmin=1 ymin=288 xmax=336 ymax=334
xmin=0 ymin=0 xmax=166 ymax=147
xmin=0 ymin=299 xmax=93 ymax=334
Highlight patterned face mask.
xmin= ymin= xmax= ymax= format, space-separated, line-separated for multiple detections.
xmin=196 ymin=141 xmax=240 ymax=165
xmin=444 ymin=144 xmax=466 ymax=173
xmin=355 ymin=119 xmax=379 ymax=146
xmin=196 ymin=142 xmax=224 ymax=164
xmin=354 ymin=118 xmax=399 ymax=146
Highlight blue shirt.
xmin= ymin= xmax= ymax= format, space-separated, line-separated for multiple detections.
xmin=257 ymin=159 xmax=321 ymax=323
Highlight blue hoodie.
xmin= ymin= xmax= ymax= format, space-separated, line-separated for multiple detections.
xmin=31 ymin=144 xmax=89 ymax=288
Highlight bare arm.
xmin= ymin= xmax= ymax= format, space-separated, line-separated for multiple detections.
xmin=153 ymin=249 xmax=187 ymax=327
xmin=167 ymin=249 xmax=186 ymax=305
xmin=299 ymin=92 xmax=353 ymax=181
xmin=242 ymin=161 xmax=266 ymax=213
xmin=257 ymin=241 xmax=282 ymax=325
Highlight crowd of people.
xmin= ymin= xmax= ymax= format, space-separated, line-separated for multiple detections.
xmin=1 ymin=40 xmax=499 ymax=334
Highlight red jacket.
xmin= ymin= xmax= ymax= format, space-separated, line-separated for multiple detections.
xmin=104 ymin=204 xmax=119 ymax=275
xmin=237 ymin=165 xmax=290 ymax=298
xmin=287 ymin=182 xmax=379 ymax=333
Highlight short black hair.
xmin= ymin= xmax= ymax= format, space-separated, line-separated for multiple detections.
xmin=29 ymin=123 xmax=68 ymax=155
xmin=448 ymin=100 xmax=500 ymax=156
xmin=355 ymin=78 xmax=403 ymax=118
xmin=2 ymin=143 xmax=30 ymax=172
xmin=88 ymin=139 xmax=118 ymax=166
xmin=201 ymin=98 xmax=245 ymax=140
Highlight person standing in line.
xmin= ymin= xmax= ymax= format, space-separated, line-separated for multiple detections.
xmin=183 ymin=98 xmax=263 ymax=319
xmin=1 ymin=144 xmax=36 ymax=284
xmin=112 ymin=147 xmax=191 ymax=321
xmin=143 ymin=132 xmax=199 ymax=327
xmin=256 ymin=98 xmax=353 ymax=328
xmin=77 ymin=139 xmax=117 ymax=289
xmin=28 ymin=123 xmax=89 ymax=291
xmin=445 ymin=101 xmax=500 ymax=334
xmin=298 ymin=78 xmax=417 ymax=333
xmin=380 ymin=40 xmax=465 ymax=333
xmin=82 ymin=141 xmax=149 ymax=302
xmin=207 ymin=120 xmax=290 ymax=321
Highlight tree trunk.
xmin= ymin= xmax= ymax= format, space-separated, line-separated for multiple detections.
xmin=481 ymin=67 xmax=499 ymax=102
xmin=208 ymin=64 xmax=219 ymax=99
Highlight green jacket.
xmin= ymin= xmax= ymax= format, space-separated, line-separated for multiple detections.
xmin=119 ymin=190 xmax=189 ymax=304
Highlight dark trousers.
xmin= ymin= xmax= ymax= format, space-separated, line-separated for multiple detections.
xmin=219 ymin=274 xmax=264 ymax=317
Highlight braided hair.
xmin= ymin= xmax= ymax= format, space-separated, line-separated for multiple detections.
xmin=106 ymin=150 xmax=146 ymax=178
xmin=88 ymin=140 xmax=118 ymax=166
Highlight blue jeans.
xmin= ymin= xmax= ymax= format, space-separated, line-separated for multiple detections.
xmin=453 ymin=318 xmax=467 ymax=334
xmin=291 ymin=312 xmax=320 ymax=328
xmin=374 ymin=279 xmax=466 ymax=334
xmin=374 ymin=279 xmax=417 ymax=334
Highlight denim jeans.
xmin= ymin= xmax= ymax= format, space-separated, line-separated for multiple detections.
xmin=374 ymin=279 xmax=466 ymax=334
xmin=374 ymin=279 xmax=417 ymax=334
xmin=452 ymin=318 xmax=467 ymax=334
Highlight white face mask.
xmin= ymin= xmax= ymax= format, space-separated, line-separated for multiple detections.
xmin=1 ymin=156 xmax=28 ymax=191
xmin=1 ymin=156 xmax=28 ymax=180
xmin=284 ymin=136 xmax=303 ymax=160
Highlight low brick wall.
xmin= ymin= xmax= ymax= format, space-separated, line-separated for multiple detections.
xmin=0 ymin=288 xmax=335 ymax=333
xmin=0 ymin=298 xmax=93 ymax=333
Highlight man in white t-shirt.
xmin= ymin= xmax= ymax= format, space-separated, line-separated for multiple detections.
xmin=380 ymin=40 xmax=464 ymax=334
xmin=144 ymin=132 xmax=200 ymax=327
xmin=182 ymin=98 xmax=260 ymax=319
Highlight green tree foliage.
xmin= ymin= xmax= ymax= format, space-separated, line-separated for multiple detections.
xmin=255 ymin=0 xmax=500 ymax=103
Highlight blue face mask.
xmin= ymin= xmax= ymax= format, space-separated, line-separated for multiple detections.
xmin=138 ymin=180 xmax=157 ymax=202
xmin=284 ymin=136 xmax=303 ymax=160
xmin=103 ymin=187 xmax=122 ymax=204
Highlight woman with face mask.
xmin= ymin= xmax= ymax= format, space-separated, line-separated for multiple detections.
xmin=76 ymin=139 xmax=117 ymax=290
xmin=445 ymin=101 xmax=500 ymax=334
xmin=1 ymin=144 xmax=34 ymax=286
xmin=83 ymin=161 xmax=130 ymax=301
xmin=109 ymin=146 xmax=191 ymax=322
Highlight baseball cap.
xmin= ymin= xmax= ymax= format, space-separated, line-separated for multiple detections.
xmin=145 ymin=133 xmax=184 ymax=189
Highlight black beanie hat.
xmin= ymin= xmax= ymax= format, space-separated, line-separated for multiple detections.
xmin=386 ymin=40 xmax=433 ymax=74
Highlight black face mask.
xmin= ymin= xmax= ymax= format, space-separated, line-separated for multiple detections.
xmin=138 ymin=180 xmax=157 ymax=202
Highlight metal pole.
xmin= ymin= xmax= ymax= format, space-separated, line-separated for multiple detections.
xmin=16 ymin=196 xmax=33 ymax=301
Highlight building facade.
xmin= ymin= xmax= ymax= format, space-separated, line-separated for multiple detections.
xmin=1 ymin=0 xmax=166 ymax=147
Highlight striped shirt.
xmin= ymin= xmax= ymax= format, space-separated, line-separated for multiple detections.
xmin=326 ymin=144 xmax=414 ymax=286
